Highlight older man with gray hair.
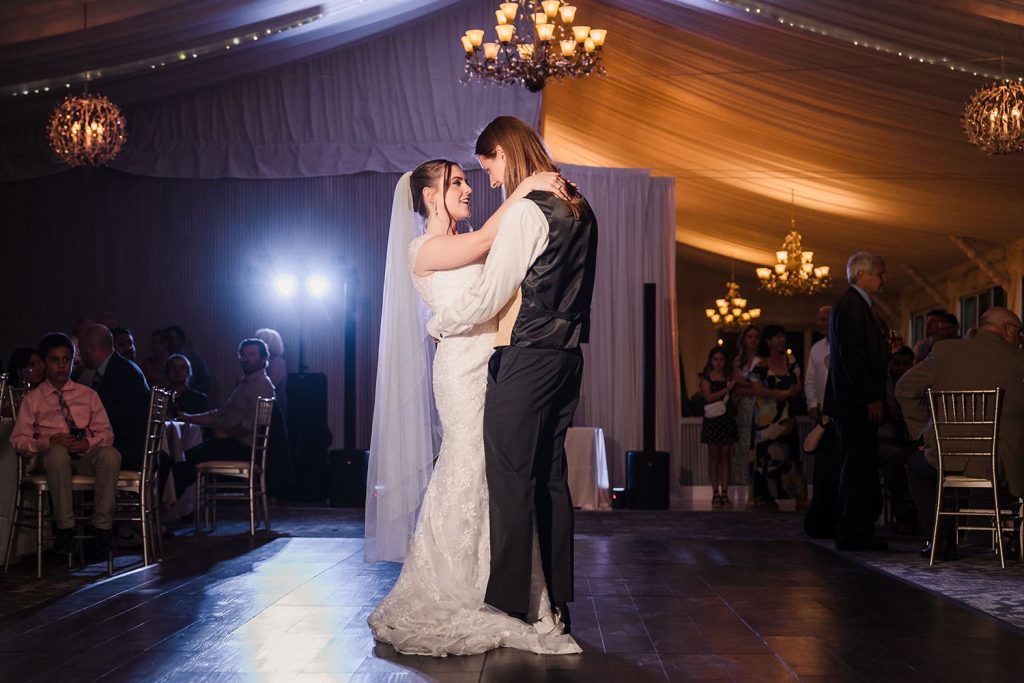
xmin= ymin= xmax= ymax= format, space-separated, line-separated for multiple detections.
xmin=824 ymin=252 xmax=890 ymax=551
xmin=896 ymin=306 xmax=1024 ymax=558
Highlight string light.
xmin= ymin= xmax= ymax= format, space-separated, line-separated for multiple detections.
xmin=708 ymin=0 xmax=1023 ymax=82
xmin=7 ymin=11 xmax=324 ymax=98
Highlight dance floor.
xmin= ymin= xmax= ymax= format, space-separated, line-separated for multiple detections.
xmin=2 ymin=509 xmax=1024 ymax=681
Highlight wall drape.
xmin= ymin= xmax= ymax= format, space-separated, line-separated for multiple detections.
xmin=561 ymin=165 xmax=681 ymax=487
xmin=0 ymin=164 xmax=679 ymax=493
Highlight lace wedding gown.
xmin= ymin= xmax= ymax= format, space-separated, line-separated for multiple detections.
xmin=367 ymin=234 xmax=580 ymax=657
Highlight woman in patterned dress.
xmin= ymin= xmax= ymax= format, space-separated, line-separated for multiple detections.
xmin=746 ymin=324 xmax=807 ymax=511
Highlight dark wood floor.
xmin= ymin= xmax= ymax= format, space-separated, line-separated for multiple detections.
xmin=2 ymin=510 xmax=1024 ymax=682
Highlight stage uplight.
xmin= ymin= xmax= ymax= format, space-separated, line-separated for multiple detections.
xmin=274 ymin=274 xmax=298 ymax=297
xmin=306 ymin=274 xmax=329 ymax=298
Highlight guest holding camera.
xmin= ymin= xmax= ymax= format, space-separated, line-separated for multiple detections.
xmin=9 ymin=333 xmax=121 ymax=553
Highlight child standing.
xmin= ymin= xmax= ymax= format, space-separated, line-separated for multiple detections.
xmin=700 ymin=346 xmax=738 ymax=509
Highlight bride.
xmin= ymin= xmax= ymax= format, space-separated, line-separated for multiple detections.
xmin=365 ymin=159 xmax=581 ymax=657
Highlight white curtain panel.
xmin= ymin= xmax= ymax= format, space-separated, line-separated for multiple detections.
xmin=561 ymin=165 xmax=681 ymax=487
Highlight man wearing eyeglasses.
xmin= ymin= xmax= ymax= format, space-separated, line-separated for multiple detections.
xmin=895 ymin=306 xmax=1024 ymax=559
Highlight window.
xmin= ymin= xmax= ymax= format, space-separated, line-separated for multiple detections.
xmin=910 ymin=313 xmax=925 ymax=345
xmin=959 ymin=286 xmax=1006 ymax=331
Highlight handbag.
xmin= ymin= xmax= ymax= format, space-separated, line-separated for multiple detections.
xmin=703 ymin=393 xmax=729 ymax=419
xmin=803 ymin=416 xmax=830 ymax=453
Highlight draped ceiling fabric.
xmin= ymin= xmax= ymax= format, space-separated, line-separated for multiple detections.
xmin=0 ymin=0 xmax=540 ymax=179
xmin=542 ymin=0 xmax=1024 ymax=290
xmin=4 ymin=0 xmax=1024 ymax=279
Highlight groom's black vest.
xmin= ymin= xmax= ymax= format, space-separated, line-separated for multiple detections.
xmin=509 ymin=191 xmax=598 ymax=350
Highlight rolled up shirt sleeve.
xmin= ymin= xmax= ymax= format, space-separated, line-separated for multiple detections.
xmin=427 ymin=199 xmax=549 ymax=339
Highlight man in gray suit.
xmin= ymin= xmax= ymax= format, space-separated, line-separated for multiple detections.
xmin=895 ymin=306 xmax=1024 ymax=556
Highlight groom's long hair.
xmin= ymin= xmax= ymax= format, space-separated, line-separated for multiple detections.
xmin=475 ymin=116 xmax=582 ymax=219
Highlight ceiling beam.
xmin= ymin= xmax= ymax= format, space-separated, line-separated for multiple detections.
xmin=949 ymin=236 xmax=1009 ymax=292
xmin=900 ymin=264 xmax=945 ymax=307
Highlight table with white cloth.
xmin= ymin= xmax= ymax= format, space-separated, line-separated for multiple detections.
xmin=565 ymin=426 xmax=611 ymax=510
xmin=161 ymin=420 xmax=205 ymax=520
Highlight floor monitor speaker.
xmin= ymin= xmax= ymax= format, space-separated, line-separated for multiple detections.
xmin=626 ymin=450 xmax=669 ymax=510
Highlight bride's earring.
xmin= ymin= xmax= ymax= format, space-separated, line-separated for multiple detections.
xmin=431 ymin=201 xmax=438 ymax=216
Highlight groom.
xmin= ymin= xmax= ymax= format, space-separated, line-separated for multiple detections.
xmin=427 ymin=116 xmax=598 ymax=630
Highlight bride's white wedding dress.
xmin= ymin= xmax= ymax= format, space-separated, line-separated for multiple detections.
xmin=367 ymin=234 xmax=580 ymax=657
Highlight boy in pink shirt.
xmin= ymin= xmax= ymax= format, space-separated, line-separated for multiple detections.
xmin=10 ymin=332 xmax=121 ymax=554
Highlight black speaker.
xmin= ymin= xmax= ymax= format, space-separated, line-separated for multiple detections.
xmin=285 ymin=372 xmax=332 ymax=459
xmin=329 ymin=449 xmax=369 ymax=507
xmin=626 ymin=450 xmax=669 ymax=509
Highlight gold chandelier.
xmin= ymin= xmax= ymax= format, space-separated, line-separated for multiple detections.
xmin=461 ymin=1 xmax=607 ymax=92
xmin=46 ymin=5 xmax=126 ymax=167
xmin=755 ymin=193 xmax=831 ymax=296
xmin=706 ymin=279 xmax=761 ymax=332
xmin=963 ymin=80 xmax=1024 ymax=154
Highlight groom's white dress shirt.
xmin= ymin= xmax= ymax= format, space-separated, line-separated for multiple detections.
xmin=427 ymin=199 xmax=549 ymax=343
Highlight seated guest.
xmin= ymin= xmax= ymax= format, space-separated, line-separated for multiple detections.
xmin=165 ymin=353 xmax=210 ymax=417
xmin=173 ymin=338 xmax=275 ymax=499
xmin=878 ymin=345 xmax=915 ymax=532
xmin=8 ymin=347 xmax=45 ymax=388
xmin=937 ymin=312 xmax=961 ymax=341
xmin=254 ymin=328 xmax=287 ymax=416
xmin=10 ymin=333 xmax=121 ymax=553
xmin=895 ymin=307 xmax=1024 ymax=557
xmin=912 ymin=308 xmax=946 ymax=364
xmin=78 ymin=324 xmax=151 ymax=472
xmin=111 ymin=327 xmax=137 ymax=362
xmin=167 ymin=325 xmax=213 ymax=396
xmin=141 ymin=328 xmax=172 ymax=388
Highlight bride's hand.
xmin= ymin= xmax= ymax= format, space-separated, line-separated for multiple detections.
xmin=510 ymin=172 xmax=568 ymax=202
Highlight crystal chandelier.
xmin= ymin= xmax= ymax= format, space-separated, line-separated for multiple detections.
xmin=48 ymin=92 xmax=126 ymax=166
xmin=46 ymin=5 xmax=126 ymax=167
xmin=963 ymin=80 xmax=1024 ymax=154
xmin=706 ymin=276 xmax=761 ymax=332
xmin=461 ymin=1 xmax=607 ymax=92
xmin=755 ymin=193 xmax=831 ymax=296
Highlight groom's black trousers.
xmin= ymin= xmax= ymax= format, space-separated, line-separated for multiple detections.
xmin=483 ymin=345 xmax=583 ymax=615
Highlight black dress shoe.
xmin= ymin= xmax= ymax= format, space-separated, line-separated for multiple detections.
xmin=919 ymin=541 xmax=933 ymax=559
xmin=554 ymin=603 xmax=571 ymax=634
xmin=835 ymin=537 xmax=888 ymax=551
xmin=50 ymin=528 xmax=74 ymax=555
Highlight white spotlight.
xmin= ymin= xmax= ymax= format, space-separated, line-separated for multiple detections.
xmin=274 ymin=274 xmax=298 ymax=297
xmin=306 ymin=274 xmax=329 ymax=298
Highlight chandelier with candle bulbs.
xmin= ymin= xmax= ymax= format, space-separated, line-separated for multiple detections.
xmin=756 ymin=230 xmax=831 ymax=296
xmin=755 ymin=192 xmax=831 ymax=296
xmin=963 ymin=80 xmax=1024 ymax=154
xmin=48 ymin=91 xmax=126 ymax=167
xmin=706 ymin=279 xmax=761 ymax=332
xmin=45 ymin=5 xmax=127 ymax=167
xmin=461 ymin=1 xmax=607 ymax=92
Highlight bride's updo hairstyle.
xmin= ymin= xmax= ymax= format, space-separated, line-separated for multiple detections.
xmin=475 ymin=116 xmax=582 ymax=217
xmin=410 ymin=159 xmax=457 ymax=222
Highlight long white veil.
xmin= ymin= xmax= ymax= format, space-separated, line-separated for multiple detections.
xmin=365 ymin=172 xmax=440 ymax=562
